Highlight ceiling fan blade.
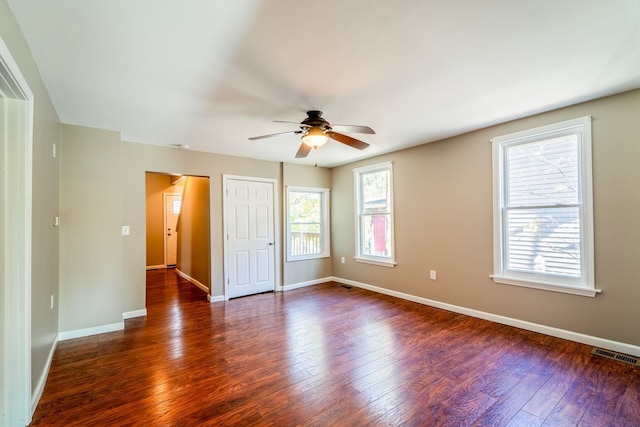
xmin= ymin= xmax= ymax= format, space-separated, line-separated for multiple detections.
xmin=295 ymin=143 xmax=312 ymax=158
xmin=248 ymin=130 xmax=301 ymax=140
xmin=331 ymin=124 xmax=375 ymax=134
xmin=329 ymin=132 xmax=370 ymax=150
xmin=273 ymin=120 xmax=310 ymax=127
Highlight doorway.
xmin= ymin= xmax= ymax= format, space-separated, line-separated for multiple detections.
xmin=145 ymin=173 xmax=185 ymax=269
xmin=223 ymin=175 xmax=277 ymax=299
xmin=145 ymin=172 xmax=211 ymax=294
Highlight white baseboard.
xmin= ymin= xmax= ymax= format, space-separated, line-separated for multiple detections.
xmin=58 ymin=322 xmax=124 ymax=341
xmin=175 ymin=268 xmax=209 ymax=293
xmin=31 ymin=333 xmax=59 ymax=417
xmin=123 ymin=309 xmax=147 ymax=319
xmin=208 ymin=294 xmax=225 ymax=303
xmin=175 ymin=269 xmax=222 ymax=302
xmin=146 ymin=264 xmax=165 ymax=270
xmin=282 ymin=277 xmax=332 ymax=291
xmin=332 ymin=276 xmax=640 ymax=358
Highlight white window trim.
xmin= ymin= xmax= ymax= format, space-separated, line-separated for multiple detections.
xmin=491 ymin=116 xmax=600 ymax=297
xmin=286 ymin=186 xmax=330 ymax=261
xmin=354 ymin=161 xmax=396 ymax=267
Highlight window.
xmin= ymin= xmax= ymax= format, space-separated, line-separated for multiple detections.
xmin=354 ymin=162 xmax=396 ymax=267
xmin=286 ymin=187 xmax=329 ymax=261
xmin=172 ymin=200 xmax=182 ymax=214
xmin=491 ymin=116 xmax=598 ymax=297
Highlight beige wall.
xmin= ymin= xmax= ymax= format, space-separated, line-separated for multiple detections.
xmin=145 ymin=173 xmax=184 ymax=267
xmin=282 ymin=163 xmax=332 ymax=286
xmin=332 ymin=89 xmax=640 ymax=347
xmin=176 ymin=176 xmax=211 ymax=289
xmin=1 ymin=0 xmax=61 ymax=397
xmin=59 ymin=126 xmax=124 ymax=331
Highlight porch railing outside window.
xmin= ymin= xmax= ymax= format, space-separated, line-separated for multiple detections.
xmin=290 ymin=230 xmax=321 ymax=256
xmin=286 ymin=187 xmax=330 ymax=261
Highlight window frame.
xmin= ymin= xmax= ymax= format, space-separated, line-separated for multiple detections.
xmin=354 ymin=161 xmax=396 ymax=267
xmin=286 ymin=186 xmax=330 ymax=262
xmin=491 ymin=116 xmax=599 ymax=297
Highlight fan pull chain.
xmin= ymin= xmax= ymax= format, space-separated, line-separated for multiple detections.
xmin=313 ymin=147 xmax=318 ymax=167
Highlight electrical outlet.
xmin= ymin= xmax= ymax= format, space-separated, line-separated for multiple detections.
xmin=430 ymin=270 xmax=437 ymax=280
xmin=341 ymin=257 xmax=345 ymax=264
xmin=53 ymin=143 xmax=57 ymax=158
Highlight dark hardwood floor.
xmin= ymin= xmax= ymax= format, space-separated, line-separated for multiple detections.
xmin=31 ymin=269 xmax=639 ymax=426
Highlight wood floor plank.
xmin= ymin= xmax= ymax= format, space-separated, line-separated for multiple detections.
xmin=610 ymin=372 xmax=640 ymax=426
xmin=30 ymin=269 xmax=640 ymax=426
xmin=506 ymin=410 xmax=545 ymax=427
xmin=540 ymin=377 xmax=593 ymax=426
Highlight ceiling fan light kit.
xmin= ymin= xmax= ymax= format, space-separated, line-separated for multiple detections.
xmin=249 ymin=110 xmax=374 ymax=160
xmin=301 ymin=126 xmax=329 ymax=148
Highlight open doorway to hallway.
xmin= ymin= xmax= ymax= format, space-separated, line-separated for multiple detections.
xmin=145 ymin=172 xmax=211 ymax=297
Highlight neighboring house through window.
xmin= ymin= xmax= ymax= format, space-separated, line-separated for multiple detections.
xmin=286 ymin=187 xmax=329 ymax=261
xmin=491 ymin=116 xmax=599 ymax=297
xmin=354 ymin=161 xmax=396 ymax=267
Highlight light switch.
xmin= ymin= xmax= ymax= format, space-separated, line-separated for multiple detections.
xmin=122 ymin=225 xmax=130 ymax=236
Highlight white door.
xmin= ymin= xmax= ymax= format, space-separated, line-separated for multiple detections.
xmin=164 ymin=193 xmax=181 ymax=266
xmin=225 ymin=177 xmax=276 ymax=298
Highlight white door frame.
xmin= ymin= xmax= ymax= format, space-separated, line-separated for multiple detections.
xmin=1 ymin=37 xmax=34 ymax=426
xmin=163 ymin=192 xmax=182 ymax=267
xmin=222 ymin=175 xmax=280 ymax=300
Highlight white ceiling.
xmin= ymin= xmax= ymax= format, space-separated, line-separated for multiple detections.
xmin=8 ymin=0 xmax=640 ymax=167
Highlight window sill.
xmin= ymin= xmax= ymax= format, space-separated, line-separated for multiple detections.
xmin=354 ymin=257 xmax=397 ymax=268
xmin=286 ymin=254 xmax=330 ymax=262
xmin=491 ymin=275 xmax=601 ymax=297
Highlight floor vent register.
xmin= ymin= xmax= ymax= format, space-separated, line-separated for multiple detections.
xmin=592 ymin=348 xmax=640 ymax=366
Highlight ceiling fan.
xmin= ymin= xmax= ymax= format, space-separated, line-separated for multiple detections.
xmin=249 ymin=110 xmax=375 ymax=158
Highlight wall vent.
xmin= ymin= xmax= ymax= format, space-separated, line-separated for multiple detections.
xmin=592 ymin=348 xmax=640 ymax=366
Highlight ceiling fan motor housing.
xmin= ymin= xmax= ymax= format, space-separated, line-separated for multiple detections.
xmin=301 ymin=110 xmax=331 ymax=131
